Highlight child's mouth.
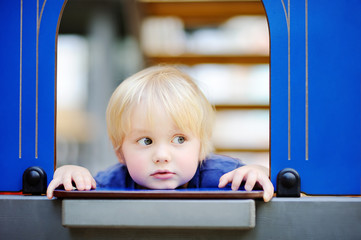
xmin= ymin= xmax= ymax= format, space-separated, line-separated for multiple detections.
xmin=151 ymin=170 xmax=175 ymax=180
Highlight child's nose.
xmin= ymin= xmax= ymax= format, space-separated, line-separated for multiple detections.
xmin=152 ymin=144 xmax=171 ymax=164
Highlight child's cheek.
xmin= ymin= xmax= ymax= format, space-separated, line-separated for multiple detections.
xmin=127 ymin=161 xmax=147 ymax=182
xmin=177 ymin=151 xmax=199 ymax=181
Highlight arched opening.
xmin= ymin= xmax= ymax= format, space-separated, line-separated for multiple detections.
xmin=56 ymin=0 xmax=270 ymax=176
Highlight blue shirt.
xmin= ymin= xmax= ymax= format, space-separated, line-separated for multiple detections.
xmin=94 ymin=154 xmax=244 ymax=189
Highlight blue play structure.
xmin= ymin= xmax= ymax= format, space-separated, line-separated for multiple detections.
xmin=0 ymin=0 xmax=360 ymax=195
xmin=0 ymin=0 xmax=66 ymax=191
xmin=263 ymin=0 xmax=361 ymax=195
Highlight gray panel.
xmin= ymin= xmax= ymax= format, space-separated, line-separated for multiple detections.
xmin=0 ymin=196 xmax=71 ymax=239
xmin=1 ymin=196 xmax=361 ymax=240
xmin=62 ymin=199 xmax=256 ymax=229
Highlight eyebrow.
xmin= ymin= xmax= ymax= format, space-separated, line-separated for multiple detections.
xmin=128 ymin=128 xmax=186 ymax=138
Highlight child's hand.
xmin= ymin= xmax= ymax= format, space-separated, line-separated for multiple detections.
xmin=46 ymin=165 xmax=96 ymax=199
xmin=218 ymin=165 xmax=274 ymax=202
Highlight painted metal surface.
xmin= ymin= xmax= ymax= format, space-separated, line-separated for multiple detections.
xmin=0 ymin=0 xmax=66 ymax=191
xmin=263 ymin=0 xmax=361 ymax=194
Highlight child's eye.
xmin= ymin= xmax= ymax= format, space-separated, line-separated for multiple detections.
xmin=138 ymin=137 xmax=153 ymax=146
xmin=172 ymin=136 xmax=185 ymax=144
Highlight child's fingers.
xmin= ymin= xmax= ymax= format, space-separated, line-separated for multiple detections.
xmin=257 ymin=176 xmax=274 ymax=202
xmin=219 ymin=166 xmax=274 ymax=201
xmin=73 ymin=170 xmax=96 ymax=191
xmin=62 ymin=172 xmax=74 ymax=191
xmin=264 ymin=184 xmax=274 ymax=202
xmin=83 ymin=175 xmax=97 ymax=190
xmin=244 ymin=171 xmax=258 ymax=191
xmin=83 ymin=177 xmax=92 ymax=190
xmin=46 ymin=178 xmax=61 ymax=199
xmin=46 ymin=165 xmax=96 ymax=199
xmin=218 ymin=171 xmax=234 ymax=188
xmin=231 ymin=169 xmax=246 ymax=191
xmin=73 ymin=172 xmax=86 ymax=190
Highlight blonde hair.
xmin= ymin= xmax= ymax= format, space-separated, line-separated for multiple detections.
xmin=106 ymin=65 xmax=215 ymax=161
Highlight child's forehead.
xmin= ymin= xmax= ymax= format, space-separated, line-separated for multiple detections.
xmin=132 ymin=103 xmax=174 ymax=125
xmin=127 ymin=101 xmax=192 ymax=133
xmin=131 ymin=100 xmax=166 ymax=117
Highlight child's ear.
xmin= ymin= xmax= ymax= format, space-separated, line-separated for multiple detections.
xmin=115 ymin=148 xmax=126 ymax=164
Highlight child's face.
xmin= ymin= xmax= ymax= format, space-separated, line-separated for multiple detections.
xmin=118 ymin=104 xmax=201 ymax=189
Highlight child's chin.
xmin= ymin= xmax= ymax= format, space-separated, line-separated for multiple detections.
xmin=147 ymin=183 xmax=179 ymax=190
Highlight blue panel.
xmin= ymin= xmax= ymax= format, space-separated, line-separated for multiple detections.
xmin=1 ymin=0 xmax=359 ymax=196
xmin=263 ymin=0 xmax=361 ymax=194
xmin=0 ymin=0 xmax=66 ymax=191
